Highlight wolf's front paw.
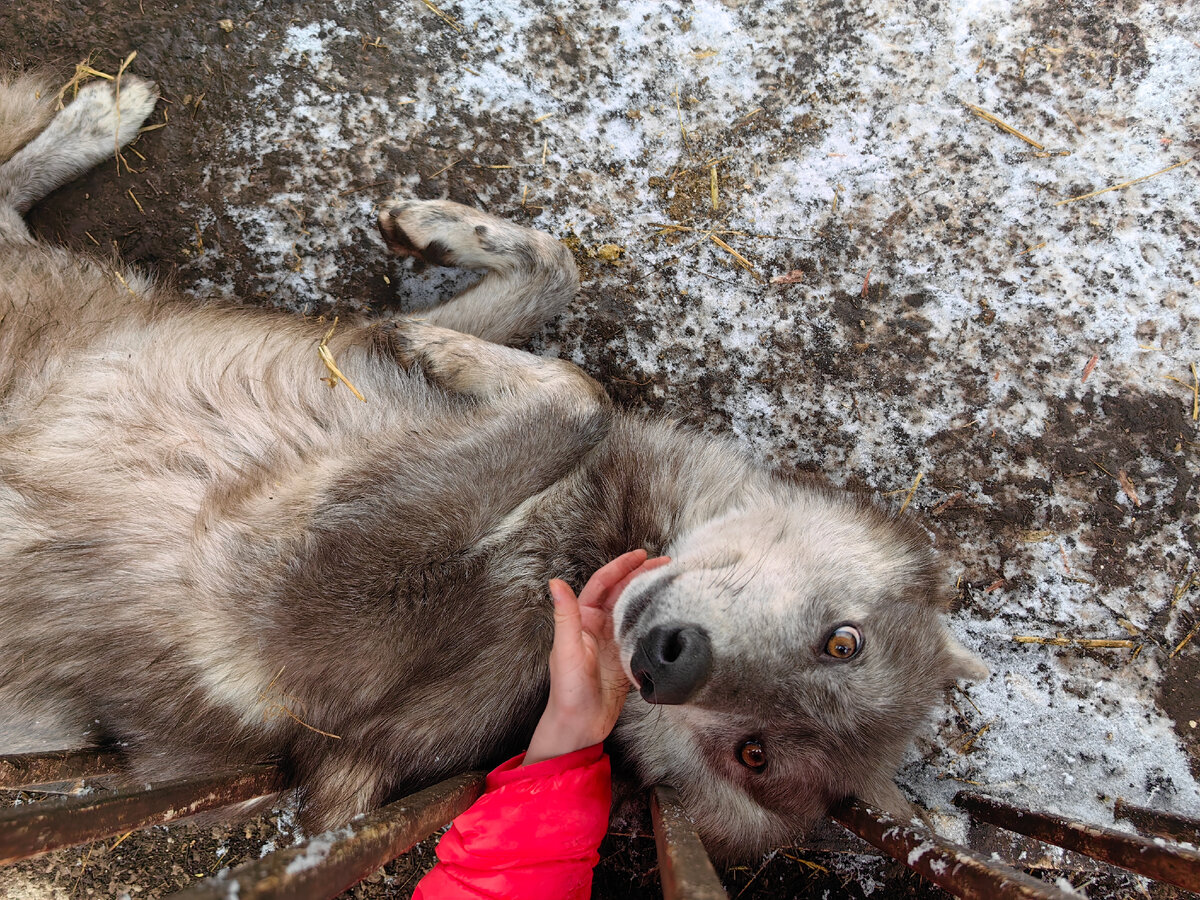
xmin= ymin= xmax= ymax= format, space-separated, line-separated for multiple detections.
xmin=66 ymin=75 xmax=160 ymax=148
xmin=378 ymin=199 xmax=536 ymax=270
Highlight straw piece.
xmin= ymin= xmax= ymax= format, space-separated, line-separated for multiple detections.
xmin=966 ymin=103 xmax=1044 ymax=150
xmin=1055 ymin=157 xmax=1193 ymax=206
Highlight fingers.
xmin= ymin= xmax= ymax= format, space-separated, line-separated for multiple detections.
xmin=606 ymin=556 xmax=671 ymax=613
xmin=575 ymin=549 xmax=649 ymax=609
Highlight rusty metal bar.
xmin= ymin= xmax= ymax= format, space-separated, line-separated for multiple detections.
xmin=0 ymin=765 xmax=284 ymax=865
xmin=651 ymin=785 xmax=728 ymax=900
xmin=0 ymin=748 xmax=123 ymax=789
xmin=1114 ymin=798 xmax=1200 ymax=845
xmin=954 ymin=791 xmax=1200 ymax=892
xmin=830 ymin=798 xmax=1076 ymax=900
xmin=173 ymin=771 xmax=485 ymax=900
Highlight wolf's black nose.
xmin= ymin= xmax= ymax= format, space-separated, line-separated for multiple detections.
xmin=630 ymin=624 xmax=713 ymax=704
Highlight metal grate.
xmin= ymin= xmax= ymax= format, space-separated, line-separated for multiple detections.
xmin=2 ymin=748 xmax=1198 ymax=898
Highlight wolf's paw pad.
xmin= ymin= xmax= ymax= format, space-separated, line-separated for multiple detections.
xmin=377 ymin=199 xmax=519 ymax=268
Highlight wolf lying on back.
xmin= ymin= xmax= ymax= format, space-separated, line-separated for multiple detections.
xmin=0 ymin=71 xmax=987 ymax=859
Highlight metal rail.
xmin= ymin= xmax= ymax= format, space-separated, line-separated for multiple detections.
xmin=830 ymin=798 xmax=1077 ymax=900
xmin=0 ymin=765 xmax=285 ymax=865
xmin=172 ymin=772 xmax=485 ymax=900
xmin=1113 ymin=798 xmax=1200 ymax=845
xmin=5 ymin=747 xmax=1199 ymax=900
xmin=954 ymin=791 xmax=1200 ymax=892
xmin=0 ymin=748 xmax=123 ymax=789
xmin=651 ymin=785 xmax=728 ymax=900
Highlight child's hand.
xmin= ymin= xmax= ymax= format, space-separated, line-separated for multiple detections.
xmin=524 ymin=550 xmax=671 ymax=765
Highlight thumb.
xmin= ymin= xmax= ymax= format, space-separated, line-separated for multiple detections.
xmin=548 ymin=579 xmax=584 ymax=658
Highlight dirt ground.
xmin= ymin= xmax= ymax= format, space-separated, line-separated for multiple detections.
xmin=1 ymin=0 xmax=1197 ymax=897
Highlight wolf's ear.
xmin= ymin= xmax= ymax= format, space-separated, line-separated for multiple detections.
xmin=943 ymin=634 xmax=989 ymax=685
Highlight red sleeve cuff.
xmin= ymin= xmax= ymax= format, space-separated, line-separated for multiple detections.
xmin=485 ymin=742 xmax=606 ymax=789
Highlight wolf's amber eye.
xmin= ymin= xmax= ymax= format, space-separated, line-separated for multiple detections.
xmin=825 ymin=625 xmax=862 ymax=659
xmin=738 ymin=740 xmax=767 ymax=770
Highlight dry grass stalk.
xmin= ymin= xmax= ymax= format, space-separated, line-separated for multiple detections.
xmin=112 ymin=268 xmax=140 ymax=300
xmin=779 ymin=852 xmax=829 ymax=875
xmin=960 ymin=721 xmax=992 ymax=754
xmin=318 ymin=317 xmax=367 ymax=402
xmin=428 ymin=157 xmax=461 ymax=178
xmin=112 ymin=51 xmax=138 ymax=175
xmin=966 ymin=103 xmax=1045 ymax=150
xmin=127 ymin=188 xmax=144 ymax=214
xmin=1169 ymin=570 xmax=1197 ymax=612
xmin=109 ymin=831 xmax=135 ymax=852
xmin=1016 ymin=241 xmax=1046 ymax=256
xmin=650 ymin=223 xmax=745 ymax=236
xmin=1194 ymin=362 xmax=1199 ymax=422
xmin=674 ymin=87 xmax=688 ymax=146
xmin=56 ymin=56 xmax=114 ymax=109
xmin=1011 ymin=635 xmax=1135 ymax=649
xmin=734 ymin=107 xmax=764 ymax=132
xmin=1055 ymin=157 xmax=1193 ymax=206
xmin=1116 ymin=469 xmax=1142 ymax=507
xmin=1021 ymin=529 xmax=1054 ymax=542
xmin=710 ymin=164 xmax=718 ymax=211
xmin=1164 ymin=366 xmax=1200 ymax=420
xmin=1117 ymin=618 xmax=1140 ymax=636
xmin=708 ymin=234 xmax=763 ymax=281
xmin=860 ymin=267 xmax=872 ymax=298
xmin=420 ymin=0 xmax=462 ymax=32
xmin=258 ymin=666 xmax=342 ymax=739
xmin=1171 ymin=624 xmax=1198 ymax=658
xmin=1081 ymin=353 xmax=1099 ymax=382
xmin=898 ymin=471 xmax=924 ymax=514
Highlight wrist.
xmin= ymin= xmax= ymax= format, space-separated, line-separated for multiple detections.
xmin=524 ymin=711 xmax=605 ymax=765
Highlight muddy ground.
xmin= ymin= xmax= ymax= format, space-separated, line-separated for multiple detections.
xmin=1 ymin=0 xmax=1197 ymax=897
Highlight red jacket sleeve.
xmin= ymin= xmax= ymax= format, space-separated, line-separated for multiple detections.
xmin=411 ymin=744 xmax=611 ymax=900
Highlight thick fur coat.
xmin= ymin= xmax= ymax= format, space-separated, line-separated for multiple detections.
xmin=0 ymin=71 xmax=986 ymax=859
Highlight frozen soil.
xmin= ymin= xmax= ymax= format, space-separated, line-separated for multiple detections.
xmin=1 ymin=0 xmax=1198 ymax=897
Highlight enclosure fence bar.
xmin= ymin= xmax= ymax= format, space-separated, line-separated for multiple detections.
xmin=953 ymin=791 xmax=1200 ymax=892
xmin=830 ymin=798 xmax=1077 ymax=900
xmin=0 ymin=748 xmax=123 ymax=789
xmin=171 ymin=771 xmax=485 ymax=900
xmin=1113 ymin=798 xmax=1200 ymax=845
xmin=0 ymin=765 xmax=285 ymax=866
xmin=651 ymin=785 xmax=729 ymax=900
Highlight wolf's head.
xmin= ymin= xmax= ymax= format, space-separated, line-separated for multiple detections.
xmin=611 ymin=479 xmax=986 ymax=860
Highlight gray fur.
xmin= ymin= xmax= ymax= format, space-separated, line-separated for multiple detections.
xmin=0 ymin=72 xmax=986 ymax=860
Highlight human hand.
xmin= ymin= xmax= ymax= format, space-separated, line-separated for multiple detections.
xmin=524 ymin=549 xmax=671 ymax=765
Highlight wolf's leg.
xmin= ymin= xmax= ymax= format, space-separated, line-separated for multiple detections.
xmin=0 ymin=75 xmax=158 ymax=243
xmin=384 ymin=318 xmax=607 ymax=409
xmin=0 ymin=72 xmax=58 ymax=168
xmin=378 ymin=199 xmax=579 ymax=346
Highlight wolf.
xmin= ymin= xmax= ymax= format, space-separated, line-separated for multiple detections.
xmin=0 ymin=70 xmax=987 ymax=860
